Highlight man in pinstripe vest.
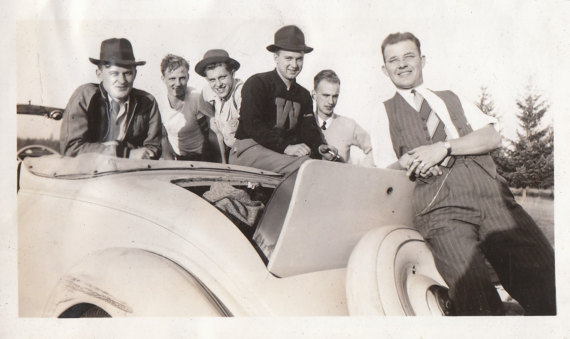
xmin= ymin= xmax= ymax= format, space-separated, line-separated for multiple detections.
xmin=379 ymin=32 xmax=555 ymax=315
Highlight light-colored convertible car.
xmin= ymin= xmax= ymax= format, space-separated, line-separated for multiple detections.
xmin=18 ymin=153 xmax=454 ymax=317
xmin=17 ymin=103 xmax=454 ymax=317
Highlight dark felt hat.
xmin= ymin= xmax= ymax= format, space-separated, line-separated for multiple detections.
xmin=194 ymin=49 xmax=240 ymax=77
xmin=89 ymin=38 xmax=146 ymax=66
xmin=266 ymin=25 xmax=313 ymax=53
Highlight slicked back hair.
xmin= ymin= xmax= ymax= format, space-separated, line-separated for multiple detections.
xmin=381 ymin=32 xmax=422 ymax=62
xmin=313 ymin=69 xmax=340 ymax=90
xmin=160 ymin=54 xmax=190 ymax=75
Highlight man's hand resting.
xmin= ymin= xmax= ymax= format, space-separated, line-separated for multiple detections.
xmin=129 ymin=147 xmax=153 ymax=160
xmin=284 ymin=143 xmax=311 ymax=157
xmin=318 ymin=144 xmax=342 ymax=161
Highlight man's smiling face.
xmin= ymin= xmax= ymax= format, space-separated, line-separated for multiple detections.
xmin=162 ymin=66 xmax=189 ymax=100
xmin=205 ymin=64 xmax=235 ymax=100
xmin=382 ymin=40 xmax=425 ymax=89
xmin=274 ymin=50 xmax=304 ymax=81
xmin=97 ymin=64 xmax=137 ymax=102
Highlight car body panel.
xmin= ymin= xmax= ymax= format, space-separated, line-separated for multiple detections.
xmin=20 ymin=155 xmax=392 ymax=316
xmin=259 ymin=160 xmax=415 ymax=277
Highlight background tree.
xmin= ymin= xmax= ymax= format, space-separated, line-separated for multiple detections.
xmin=476 ymin=86 xmax=500 ymax=121
xmin=475 ymin=86 xmax=511 ymax=177
xmin=503 ymin=84 xmax=554 ymax=189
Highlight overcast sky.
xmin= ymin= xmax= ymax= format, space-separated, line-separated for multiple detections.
xmin=14 ymin=0 xmax=570 ymax=165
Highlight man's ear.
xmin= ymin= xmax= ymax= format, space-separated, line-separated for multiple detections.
xmin=421 ymin=55 xmax=426 ymax=69
xmin=311 ymin=89 xmax=316 ymax=100
xmin=95 ymin=67 xmax=102 ymax=81
xmin=381 ymin=65 xmax=389 ymax=77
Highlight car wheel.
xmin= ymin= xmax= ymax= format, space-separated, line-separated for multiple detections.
xmin=17 ymin=145 xmax=58 ymax=161
xmin=59 ymin=303 xmax=111 ymax=318
xmin=346 ymin=225 xmax=452 ymax=316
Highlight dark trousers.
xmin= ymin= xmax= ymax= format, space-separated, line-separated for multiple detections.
xmin=413 ymin=158 xmax=556 ymax=315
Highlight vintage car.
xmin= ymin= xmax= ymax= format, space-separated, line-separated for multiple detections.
xmin=16 ymin=102 xmax=458 ymax=317
xmin=18 ymin=153 xmax=454 ymax=317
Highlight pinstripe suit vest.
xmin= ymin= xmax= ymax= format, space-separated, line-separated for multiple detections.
xmin=384 ymin=90 xmax=497 ymax=178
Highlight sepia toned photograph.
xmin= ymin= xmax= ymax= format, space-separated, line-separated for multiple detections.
xmin=3 ymin=0 xmax=569 ymax=337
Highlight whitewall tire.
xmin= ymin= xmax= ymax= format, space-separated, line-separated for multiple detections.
xmin=346 ymin=225 xmax=452 ymax=316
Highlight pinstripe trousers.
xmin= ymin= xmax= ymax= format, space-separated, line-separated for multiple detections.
xmin=413 ymin=157 xmax=556 ymax=315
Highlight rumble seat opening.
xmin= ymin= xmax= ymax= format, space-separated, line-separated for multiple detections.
xmin=172 ymin=178 xmax=280 ymax=240
xmin=171 ymin=169 xmax=299 ymax=266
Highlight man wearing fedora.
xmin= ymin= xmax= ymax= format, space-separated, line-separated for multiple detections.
xmin=60 ymin=38 xmax=161 ymax=159
xmin=158 ymin=54 xmax=213 ymax=161
xmin=230 ymin=25 xmax=336 ymax=174
xmin=195 ymin=49 xmax=243 ymax=164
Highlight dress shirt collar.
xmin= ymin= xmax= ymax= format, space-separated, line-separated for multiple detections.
xmin=396 ymin=83 xmax=427 ymax=111
xmin=107 ymin=95 xmax=129 ymax=119
xmin=317 ymin=113 xmax=336 ymax=129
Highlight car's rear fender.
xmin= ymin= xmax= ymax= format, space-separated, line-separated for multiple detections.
xmin=44 ymin=248 xmax=231 ymax=317
xmin=18 ymin=170 xmax=275 ymax=316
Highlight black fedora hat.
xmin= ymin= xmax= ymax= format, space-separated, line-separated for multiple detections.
xmin=195 ymin=49 xmax=241 ymax=77
xmin=89 ymin=38 xmax=146 ymax=66
xmin=266 ymin=25 xmax=313 ymax=53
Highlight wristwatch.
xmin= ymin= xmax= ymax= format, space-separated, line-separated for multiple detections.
xmin=443 ymin=141 xmax=452 ymax=156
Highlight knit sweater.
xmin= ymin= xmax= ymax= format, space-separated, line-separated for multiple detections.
xmin=234 ymin=69 xmax=323 ymax=157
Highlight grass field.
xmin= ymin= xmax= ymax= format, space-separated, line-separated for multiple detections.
xmin=515 ymin=195 xmax=554 ymax=247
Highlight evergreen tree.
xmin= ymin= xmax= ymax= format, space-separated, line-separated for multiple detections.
xmin=476 ymin=86 xmax=500 ymax=120
xmin=475 ymin=86 xmax=510 ymax=177
xmin=503 ymin=85 xmax=554 ymax=189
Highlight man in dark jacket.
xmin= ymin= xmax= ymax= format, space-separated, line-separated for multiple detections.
xmin=60 ymin=38 xmax=161 ymax=159
xmin=230 ymin=25 xmax=336 ymax=174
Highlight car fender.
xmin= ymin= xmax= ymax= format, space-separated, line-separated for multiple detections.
xmin=44 ymin=248 xmax=230 ymax=317
xmin=18 ymin=182 xmax=265 ymax=317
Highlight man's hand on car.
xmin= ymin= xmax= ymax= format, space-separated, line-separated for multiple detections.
xmin=319 ymin=144 xmax=342 ymax=162
xmin=129 ymin=147 xmax=152 ymax=160
xmin=284 ymin=143 xmax=311 ymax=157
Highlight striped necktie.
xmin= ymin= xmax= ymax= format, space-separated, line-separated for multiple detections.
xmin=412 ymin=90 xmax=454 ymax=166
xmin=321 ymin=120 xmax=327 ymax=130
xmin=412 ymin=90 xmax=447 ymax=142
